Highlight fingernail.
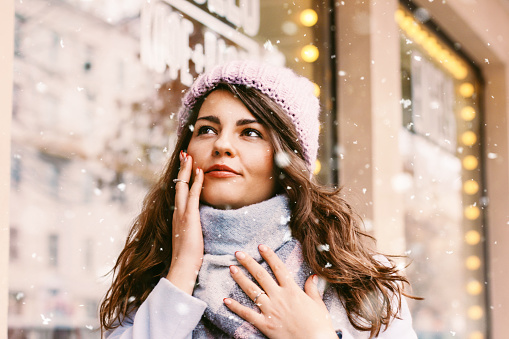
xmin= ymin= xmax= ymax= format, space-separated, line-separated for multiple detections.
xmin=229 ymin=265 xmax=238 ymax=274
xmin=196 ymin=167 xmax=200 ymax=175
xmin=258 ymin=244 xmax=268 ymax=252
xmin=223 ymin=298 xmax=232 ymax=305
xmin=179 ymin=150 xmax=184 ymax=162
xmin=312 ymin=274 xmax=318 ymax=284
xmin=235 ymin=251 xmax=245 ymax=260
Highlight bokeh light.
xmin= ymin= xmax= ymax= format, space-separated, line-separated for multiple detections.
xmin=300 ymin=9 xmax=318 ymax=27
xmin=465 ymin=230 xmax=481 ymax=245
xmin=461 ymin=106 xmax=476 ymax=121
xmin=463 ymin=180 xmax=479 ymax=195
xmin=460 ymin=83 xmax=475 ymax=97
xmin=464 ymin=205 xmax=481 ymax=220
xmin=466 ymin=255 xmax=481 ymax=270
xmin=463 ymin=155 xmax=478 ymax=170
xmin=301 ymin=45 xmax=319 ymax=63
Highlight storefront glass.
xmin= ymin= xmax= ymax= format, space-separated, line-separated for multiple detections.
xmin=397 ymin=4 xmax=487 ymax=339
xmin=9 ymin=1 xmax=335 ymax=337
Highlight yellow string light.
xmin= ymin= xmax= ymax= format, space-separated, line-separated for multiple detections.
xmin=466 ymin=255 xmax=481 ymax=270
xmin=313 ymin=159 xmax=322 ymax=175
xmin=461 ymin=106 xmax=476 ymax=121
xmin=301 ymin=45 xmax=319 ymax=63
xmin=463 ymin=180 xmax=479 ymax=195
xmin=396 ymin=7 xmax=469 ymax=80
xmin=468 ymin=331 xmax=484 ymax=339
xmin=300 ymin=9 xmax=318 ymax=27
xmin=313 ymin=83 xmax=320 ymax=97
xmin=463 ymin=155 xmax=478 ymax=170
xmin=467 ymin=281 xmax=483 ymax=295
xmin=465 ymin=230 xmax=481 ymax=245
xmin=467 ymin=305 xmax=483 ymax=320
xmin=461 ymin=131 xmax=477 ymax=146
xmin=460 ymin=83 xmax=475 ymax=97
xmin=464 ymin=205 xmax=481 ymax=220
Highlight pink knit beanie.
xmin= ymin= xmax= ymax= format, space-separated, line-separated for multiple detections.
xmin=178 ymin=60 xmax=320 ymax=171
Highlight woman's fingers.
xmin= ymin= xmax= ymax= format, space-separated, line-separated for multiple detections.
xmin=304 ymin=275 xmax=327 ymax=308
xmin=186 ymin=167 xmax=203 ymax=211
xmin=174 ymin=151 xmax=192 ymax=213
xmin=258 ymin=244 xmax=293 ymax=287
xmin=229 ymin=265 xmax=270 ymax=307
xmin=234 ymin=251 xmax=279 ymax=295
xmin=223 ymin=298 xmax=265 ymax=327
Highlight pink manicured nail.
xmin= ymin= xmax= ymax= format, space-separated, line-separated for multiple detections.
xmin=229 ymin=265 xmax=238 ymax=274
xmin=223 ymin=298 xmax=232 ymax=305
xmin=235 ymin=251 xmax=245 ymax=260
xmin=312 ymin=274 xmax=318 ymax=284
xmin=258 ymin=244 xmax=268 ymax=252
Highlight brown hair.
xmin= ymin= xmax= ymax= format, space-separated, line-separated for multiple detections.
xmin=100 ymin=84 xmax=415 ymax=338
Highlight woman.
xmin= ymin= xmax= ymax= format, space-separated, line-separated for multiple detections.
xmin=100 ymin=60 xmax=418 ymax=338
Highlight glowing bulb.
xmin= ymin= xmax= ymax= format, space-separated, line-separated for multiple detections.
xmin=400 ymin=17 xmax=414 ymax=31
xmin=461 ymin=106 xmax=476 ymax=121
xmin=465 ymin=230 xmax=481 ymax=245
xmin=467 ymin=305 xmax=483 ymax=320
xmin=313 ymin=83 xmax=320 ymax=97
xmin=456 ymin=65 xmax=469 ymax=79
xmin=301 ymin=45 xmax=319 ymax=63
xmin=463 ymin=155 xmax=478 ymax=170
xmin=465 ymin=205 xmax=480 ymax=220
xmin=463 ymin=180 xmax=479 ymax=195
xmin=466 ymin=255 xmax=481 ymax=270
xmin=467 ymin=281 xmax=483 ymax=295
xmin=414 ymin=29 xmax=427 ymax=44
xmin=462 ymin=131 xmax=477 ymax=146
xmin=300 ymin=9 xmax=318 ymax=27
xmin=469 ymin=331 xmax=484 ymax=339
xmin=460 ymin=83 xmax=475 ymax=97
xmin=313 ymin=159 xmax=322 ymax=175
xmin=394 ymin=9 xmax=405 ymax=24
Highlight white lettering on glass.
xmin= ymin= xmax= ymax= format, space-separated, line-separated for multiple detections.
xmin=141 ymin=0 xmax=260 ymax=85
xmin=411 ymin=51 xmax=456 ymax=153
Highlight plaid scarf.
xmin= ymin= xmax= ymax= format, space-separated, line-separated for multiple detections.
xmin=192 ymin=195 xmax=354 ymax=339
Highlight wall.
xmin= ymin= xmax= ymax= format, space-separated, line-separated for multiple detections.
xmin=0 ymin=0 xmax=13 ymax=338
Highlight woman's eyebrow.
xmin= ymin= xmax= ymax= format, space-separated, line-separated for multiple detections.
xmin=236 ymin=118 xmax=260 ymax=126
xmin=196 ymin=115 xmax=220 ymax=124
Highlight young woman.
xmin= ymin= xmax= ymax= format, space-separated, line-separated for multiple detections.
xmin=99 ymin=60 xmax=418 ymax=338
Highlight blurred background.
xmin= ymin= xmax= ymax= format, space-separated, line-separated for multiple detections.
xmin=2 ymin=0 xmax=509 ymax=338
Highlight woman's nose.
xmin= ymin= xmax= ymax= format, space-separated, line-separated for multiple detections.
xmin=212 ymin=133 xmax=235 ymax=157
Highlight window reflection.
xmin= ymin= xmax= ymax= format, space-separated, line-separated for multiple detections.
xmin=10 ymin=0 xmax=334 ymax=337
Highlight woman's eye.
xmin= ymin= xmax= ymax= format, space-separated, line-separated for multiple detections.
xmin=242 ymin=128 xmax=262 ymax=138
xmin=197 ymin=126 xmax=216 ymax=135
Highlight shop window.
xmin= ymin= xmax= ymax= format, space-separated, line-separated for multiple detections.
xmin=397 ymin=3 xmax=487 ymax=338
xmin=48 ymin=234 xmax=59 ymax=267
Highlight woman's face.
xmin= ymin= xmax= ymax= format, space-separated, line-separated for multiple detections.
xmin=186 ymin=89 xmax=277 ymax=209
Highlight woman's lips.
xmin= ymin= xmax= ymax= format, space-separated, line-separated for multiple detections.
xmin=205 ymin=164 xmax=240 ymax=178
xmin=205 ymin=170 xmax=239 ymax=178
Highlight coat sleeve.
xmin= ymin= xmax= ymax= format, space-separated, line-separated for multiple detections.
xmin=104 ymin=278 xmax=207 ymax=339
xmin=376 ymin=296 xmax=417 ymax=339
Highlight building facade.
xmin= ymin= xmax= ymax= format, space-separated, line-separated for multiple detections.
xmin=2 ymin=0 xmax=509 ymax=338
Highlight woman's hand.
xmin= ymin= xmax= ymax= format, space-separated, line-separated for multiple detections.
xmin=224 ymin=245 xmax=338 ymax=339
xmin=166 ymin=151 xmax=205 ymax=295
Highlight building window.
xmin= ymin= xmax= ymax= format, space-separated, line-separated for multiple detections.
xmin=397 ymin=4 xmax=487 ymax=338
xmin=9 ymin=227 xmax=19 ymax=261
xmin=48 ymin=234 xmax=59 ymax=267
xmin=11 ymin=153 xmax=22 ymax=190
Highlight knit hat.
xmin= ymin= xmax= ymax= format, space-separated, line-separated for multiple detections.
xmin=177 ymin=60 xmax=320 ymax=171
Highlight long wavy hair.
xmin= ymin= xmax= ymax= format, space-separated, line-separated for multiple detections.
xmin=100 ymin=83 xmax=415 ymax=338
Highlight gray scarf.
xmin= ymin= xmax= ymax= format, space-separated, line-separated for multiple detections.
xmin=192 ymin=195 xmax=354 ymax=339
